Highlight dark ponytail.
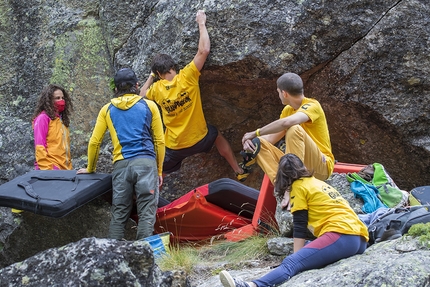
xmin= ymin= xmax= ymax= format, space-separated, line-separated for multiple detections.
xmin=274 ymin=153 xmax=312 ymax=199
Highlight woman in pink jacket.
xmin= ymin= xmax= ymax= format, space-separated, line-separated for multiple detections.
xmin=32 ymin=84 xmax=73 ymax=170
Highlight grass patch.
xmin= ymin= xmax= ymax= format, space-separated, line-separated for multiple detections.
xmin=156 ymin=242 xmax=201 ymax=274
xmin=157 ymin=232 xmax=277 ymax=274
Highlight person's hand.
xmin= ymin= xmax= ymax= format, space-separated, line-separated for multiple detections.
xmin=158 ymin=175 xmax=163 ymax=187
xmin=76 ymin=168 xmax=90 ymax=174
xmin=242 ymin=131 xmax=257 ymax=151
xmin=281 ymin=191 xmax=291 ymax=210
xmin=196 ymin=10 xmax=206 ymax=25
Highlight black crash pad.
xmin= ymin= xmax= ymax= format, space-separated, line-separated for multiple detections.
xmin=0 ymin=170 xmax=112 ymax=218
xmin=206 ymin=178 xmax=260 ymax=219
xmin=411 ymin=186 xmax=430 ymax=205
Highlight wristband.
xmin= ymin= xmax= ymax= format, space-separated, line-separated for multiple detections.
xmin=256 ymin=128 xmax=261 ymax=137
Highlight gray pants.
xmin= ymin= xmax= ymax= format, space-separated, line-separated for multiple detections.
xmin=109 ymin=157 xmax=159 ymax=240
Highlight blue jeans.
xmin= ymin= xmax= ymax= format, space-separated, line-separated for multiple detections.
xmin=109 ymin=157 xmax=158 ymax=240
xmin=253 ymin=232 xmax=367 ymax=287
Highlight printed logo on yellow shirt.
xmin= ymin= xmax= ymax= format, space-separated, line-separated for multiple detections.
xmin=323 ymin=184 xmax=345 ymax=204
xmin=166 ymin=85 xmax=174 ymax=90
xmin=162 ymin=91 xmax=192 ymax=113
xmin=301 ymin=103 xmax=312 ymax=110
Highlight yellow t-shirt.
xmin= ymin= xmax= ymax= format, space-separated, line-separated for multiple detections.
xmin=290 ymin=177 xmax=369 ymax=241
xmin=146 ymin=61 xmax=208 ymax=149
xmin=280 ymin=97 xmax=334 ymax=172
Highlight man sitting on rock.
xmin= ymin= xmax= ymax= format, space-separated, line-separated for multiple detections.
xmin=240 ymin=72 xmax=335 ymax=183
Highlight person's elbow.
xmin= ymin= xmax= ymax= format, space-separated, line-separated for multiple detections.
xmin=199 ymin=47 xmax=210 ymax=57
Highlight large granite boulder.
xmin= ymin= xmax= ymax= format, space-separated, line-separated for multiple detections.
xmin=0 ymin=0 xmax=428 ymax=233
xmin=0 ymin=237 xmax=187 ymax=286
xmin=0 ymin=197 xmax=138 ymax=269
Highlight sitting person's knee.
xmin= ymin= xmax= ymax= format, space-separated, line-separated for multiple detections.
xmin=286 ymin=125 xmax=305 ymax=138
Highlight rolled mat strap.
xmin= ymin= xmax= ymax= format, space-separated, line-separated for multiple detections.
xmin=17 ymin=181 xmax=64 ymax=203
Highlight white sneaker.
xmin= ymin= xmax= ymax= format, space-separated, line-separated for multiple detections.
xmin=219 ymin=270 xmax=250 ymax=287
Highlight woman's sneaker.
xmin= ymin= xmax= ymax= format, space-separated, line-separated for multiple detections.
xmin=219 ymin=270 xmax=251 ymax=287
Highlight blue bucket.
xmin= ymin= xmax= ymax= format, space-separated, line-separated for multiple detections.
xmin=143 ymin=232 xmax=170 ymax=258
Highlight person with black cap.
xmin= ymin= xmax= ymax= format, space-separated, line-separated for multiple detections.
xmin=77 ymin=68 xmax=165 ymax=240
xmin=139 ymin=10 xmax=248 ymax=181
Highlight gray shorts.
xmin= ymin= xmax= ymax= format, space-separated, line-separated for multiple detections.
xmin=163 ymin=124 xmax=219 ymax=173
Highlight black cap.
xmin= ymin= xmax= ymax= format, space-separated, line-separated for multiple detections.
xmin=114 ymin=68 xmax=138 ymax=88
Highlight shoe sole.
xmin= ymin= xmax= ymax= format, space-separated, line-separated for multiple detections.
xmin=11 ymin=208 xmax=24 ymax=214
xmin=220 ymin=270 xmax=236 ymax=287
xmin=240 ymin=138 xmax=261 ymax=166
xmin=236 ymin=172 xmax=250 ymax=182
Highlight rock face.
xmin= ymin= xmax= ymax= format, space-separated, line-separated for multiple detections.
xmin=0 ymin=197 xmax=138 ymax=269
xmin=0 ymin=0 xmax=429 ymax=220
xmin=0 ymin=237 xmax=187 ymax=286
xmin=1 ymin=0 xmax=429 ymax=198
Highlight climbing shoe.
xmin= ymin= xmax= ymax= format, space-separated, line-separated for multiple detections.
xmin=236 ymin=164 xmax=252 ymax=182
xmin=276 ymin=139 xmax=286 ymax=153
xmin=11 ymin=208 xmax=24 ymax=214
xmin=240 ymin=138 xmax=261 ymax=168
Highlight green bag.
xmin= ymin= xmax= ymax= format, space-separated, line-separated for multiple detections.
xmin=347 ymin=163 xmax=408 ymax=208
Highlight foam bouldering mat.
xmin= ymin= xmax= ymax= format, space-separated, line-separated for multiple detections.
xmin=0 ymin=170 xmax=112 ymax=218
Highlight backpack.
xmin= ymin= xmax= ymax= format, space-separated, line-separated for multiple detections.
xmin=367 ymin=205 xmax=430 ymax=245
xmin=347 ymin=163 xmax=409 ymax=208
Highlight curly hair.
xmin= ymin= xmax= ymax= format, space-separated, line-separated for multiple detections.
xmin=274 ymin=153 xmax=313 ymax=199
xmin=32 ymin=84 xmax=73 ymax=127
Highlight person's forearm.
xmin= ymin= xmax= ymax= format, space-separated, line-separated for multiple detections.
xmin=258 ymin=118 xmax=290 ymax=138
xmin=198 ymin=22 xmax=210 ymax=55
xmin=140 ymin=74 xmax=154 ymax=97
xmin=242 ymin=119 xmax=286 ymax=145
xmin=293 ymin=238 xmax=305 ymax=253
xmin=193 ymin=10 xmax=210 ymax=70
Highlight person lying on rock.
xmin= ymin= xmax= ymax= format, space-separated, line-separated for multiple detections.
xmin=240 ymin=72 xmax=334 ymax=183
xmin=219 ymin=153 xmax=369 ymax=287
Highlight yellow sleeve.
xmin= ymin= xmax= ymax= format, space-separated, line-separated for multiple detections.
xmin=87 ymin=104 xmax=109 ymax=172
xmin=146 ymin=100 xmax=165 ymax=175
xmin=290 ymin=182 xmax=309 ymax=213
